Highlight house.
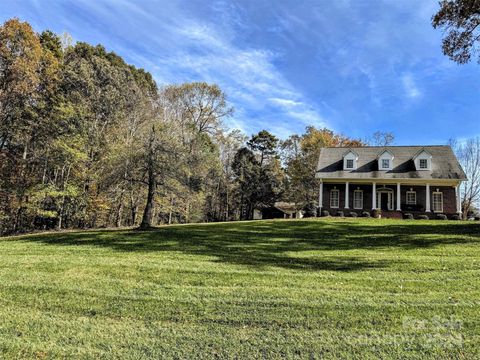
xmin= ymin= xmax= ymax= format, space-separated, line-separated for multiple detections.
xmin=253 ymin=202 xmax=304 ymax=220
xmin=316 ymin=146 xmax=466 ymax=218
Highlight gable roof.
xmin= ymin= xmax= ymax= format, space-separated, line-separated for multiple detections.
xmin=255 ymin=202 xmax=300 ymax=213
xmin=412 ymin=148 xmax=432 ymax=159
xmin=377 ymin=149 xmax=395 ymax=159
xmin=316 ymin=145 xmax=466 ymax=180
xmin=343 ymin=148 xmax=359 ymax=158
xmin=273 ymin=202 xmax=299 ymax=214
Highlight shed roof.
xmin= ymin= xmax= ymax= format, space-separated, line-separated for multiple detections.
xmin=273 ymin=202 xmax=299 ymax=214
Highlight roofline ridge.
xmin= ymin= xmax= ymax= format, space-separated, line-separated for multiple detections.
xmin=321 ymin=145 xmax=451 ymax=149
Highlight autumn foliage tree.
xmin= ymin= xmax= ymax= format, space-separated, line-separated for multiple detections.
xmin=0 ymin=19 xmax=62 ymax=231
xmin=432 ymin=0 xmax=480 ymax=64
xmin=0 ymin=18 xmax=370 ymax=234
xmin=281 ymin=127 xmax=364 ymax=212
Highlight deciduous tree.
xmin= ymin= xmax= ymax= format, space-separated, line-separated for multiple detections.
xmin=282 ymin=127 xmax=364 ymax=210
xmin=450 ymin=137 xmax=480 ymax=218
xmin=432 ymin=0 xmax=480 ymax=64
xmin=372 ymin=131 xmax=395 ymax=146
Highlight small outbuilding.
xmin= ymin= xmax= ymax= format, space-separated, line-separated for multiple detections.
xmin=253 ymin=202 xmax=304 ymax=220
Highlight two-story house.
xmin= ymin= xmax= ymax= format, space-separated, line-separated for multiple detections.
xmin=315 ymin=146 xmax=466 ymax=218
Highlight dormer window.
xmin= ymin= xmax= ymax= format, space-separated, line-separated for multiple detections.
xmin=343 ymin=149 xmax=358 ymax=170
xmin=377 ymin=149 xmax=394 ymax=171
xmin=413 ymin=149 xmax=432 ymax=171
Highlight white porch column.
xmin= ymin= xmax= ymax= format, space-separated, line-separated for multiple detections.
xmin=425 ymin=183 xmax=431 ymax=212
xmin=456 ymin=184 xmax=462 ymax=214
xmin=318 ymin=181 xmax=323 ymax=211
xmin=396 ymin=183 xmax=401 ymax=211
xmin=345 ymin=182 xmax=350 ymax=209
xmin=372 ymin=182 xmax=377 ymax=210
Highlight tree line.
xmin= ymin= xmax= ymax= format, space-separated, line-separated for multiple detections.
xmin=2 ymin=6 xmax=479 ymax=235
xmin=0 ymin=18 xmax=365 ymax=235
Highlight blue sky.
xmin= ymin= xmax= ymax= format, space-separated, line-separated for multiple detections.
xmin=2 ymin=0 xmax=479 ymax=143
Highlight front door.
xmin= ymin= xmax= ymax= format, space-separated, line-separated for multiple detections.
xmin=380 ymin=193 xmax=389 ymax=210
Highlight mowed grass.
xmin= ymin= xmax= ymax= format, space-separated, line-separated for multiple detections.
xmin=1 ymin=219 xmax=479 ymax=359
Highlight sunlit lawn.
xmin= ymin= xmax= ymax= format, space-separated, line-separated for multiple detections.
xmin=1 ymin=218 xmax=479 ymax=359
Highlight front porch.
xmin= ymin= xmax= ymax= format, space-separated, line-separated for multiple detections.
xmin=318 ymin=180 xmax=462 ymax=218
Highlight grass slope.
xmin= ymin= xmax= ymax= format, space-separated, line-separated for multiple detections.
xmin=1 ymin=218 xmax=479 ymax=359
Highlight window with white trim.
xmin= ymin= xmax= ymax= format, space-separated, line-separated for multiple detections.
xmin=353 ymin=190 xmax=363 ymax=209
xmin=381 ymin=159 xmax=390 ymax=169
xmin=419 ymin=159 xmax=428 ymax=169
xmin=330 ymin=189 xmax=339 ymax=208
xmin=346 ymin=159 xmax=354 ymax=169
xmin=432 ymin=192 xmax=443 ymax=212
xmin=406 ymin=191 xmax=416 ymax=205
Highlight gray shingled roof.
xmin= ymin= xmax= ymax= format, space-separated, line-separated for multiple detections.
xmin=316 ymin=146 xmax=466 ymax=180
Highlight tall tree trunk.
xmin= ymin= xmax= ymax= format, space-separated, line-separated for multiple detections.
xmin=13 ymin=205 xmax=23 ymax=233
xmin=42 ymin=158 xmax=48 ymax=184
xmin=225 ymin=184 xmax=229 ymax=221
xmin=57 ymin=164 xmax=71 ymax=230
xmin=115 ymin=190 xmax=125 ymax=227
xmin=139 ymin=126 xmax=156 ymax=229
xmin=139 ymin=165 xmax=155 ymax=229
xmin=115 ymin=202 xmax=124 ymax=227
xmin=168 ymin=196 xmax=173 ymax=225
xmin=130 ymin=194 xmax=138 ymax=225
xmin=240 ymin=193 xmax=247 ymax=220
xmin=22 ymin=142 xmax=28 ymax=160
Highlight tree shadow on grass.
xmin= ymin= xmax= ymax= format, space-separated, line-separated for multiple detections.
xmin=8 ymin=220 xmax=480 ymax=272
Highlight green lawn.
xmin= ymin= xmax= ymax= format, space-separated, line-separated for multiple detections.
xmin=1 ymin=218 xmax=479 ymax=359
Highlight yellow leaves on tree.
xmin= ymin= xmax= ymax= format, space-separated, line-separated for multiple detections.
xmin=0 ymin=18 xmax=42 ymax=101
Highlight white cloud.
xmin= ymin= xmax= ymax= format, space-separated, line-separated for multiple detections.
xmin=145 ymin=19 xmax=329 ymax=137
xmin=16 ymin=0 xmax=331 ymax=138
xmin=402 ymin=73 xmax=422 ymax=99
xmin=269 ymin=98 xmax=302 ymax=108
xmin=5 ymin=0 xmax=479 ymax=145
xmin=269 ymin=97 xmax=327 ymax=128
